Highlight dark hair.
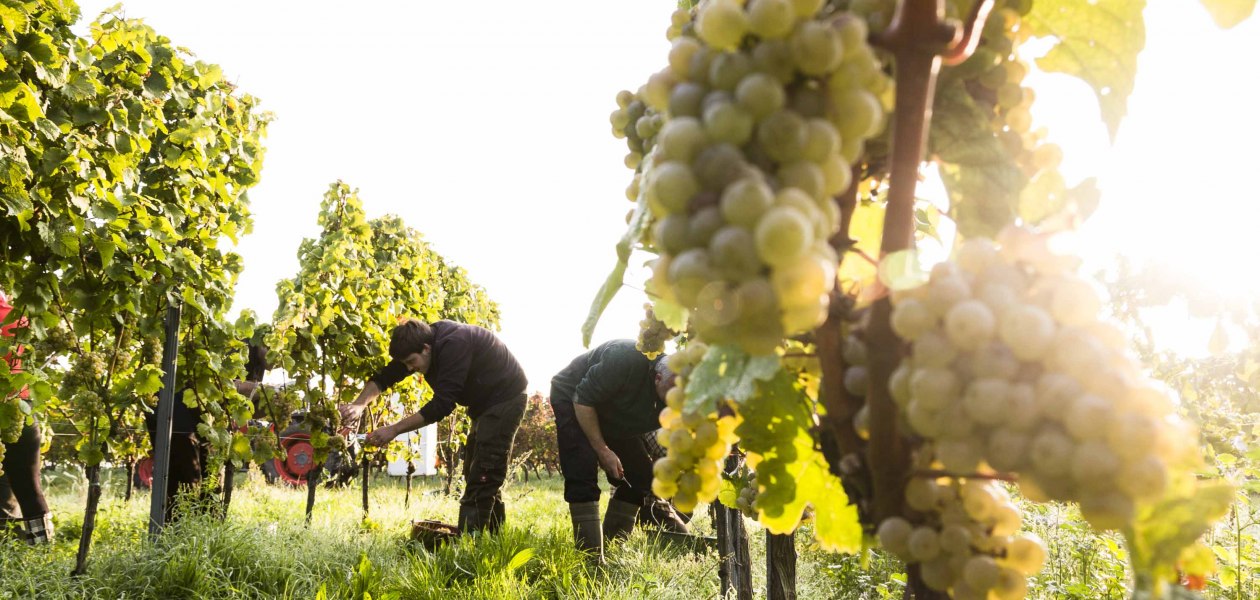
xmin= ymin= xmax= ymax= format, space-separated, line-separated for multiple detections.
xmin=654 ymin=357 xmax=673 ymax=380
xmin=389 ymin=319 xmax=434 ymax=361
xmin=244 ymin=343 xmax=270 ymax=382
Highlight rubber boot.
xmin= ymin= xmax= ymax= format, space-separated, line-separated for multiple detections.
xmin=457 ymin=504 xmax=481 ymax=535
xmin=23 ymin=514 xmax=53 ymax=545
xmin=569 ymin=501 xmax=603 ymax=561
xmin=641 ymin=497 xmax=690 ymax=534
xmin=602 ymin=498 xmax=639 ymax=542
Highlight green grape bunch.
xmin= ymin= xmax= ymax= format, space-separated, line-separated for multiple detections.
xmin=614 ymin=0 xmax=893 ymax=355
xmin=652 ymin=342 xmax=742 ymax=513
xmin=735 ymin=470 xmax=760 ymax=518
xmin=889 ymin=226 xmax=1204 ymax=533
xmin=636 ymin=303 xmax=677 ymax=359
xmin=878 ymin=477 xmax=1044 ymax=599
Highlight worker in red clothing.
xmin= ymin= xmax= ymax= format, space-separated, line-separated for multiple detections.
xmin=0 ymin=291 xmax=53 ymax=544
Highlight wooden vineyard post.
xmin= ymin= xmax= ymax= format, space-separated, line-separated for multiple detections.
xmin=221 ymin=460 xmax=236 ymax=519
xmin=715 ymin=453 xmax=753 ymax=600
xmin=361 ymin=450 xmax=370 ymax=518
xmin=766 ymin=532 xmax=797 ymax=600
xmin=405 ymin=460 xmax=415 ymax=508
xmin=124 ymin=459 xmax=134 ymax=502
xmin=305 ymin=466 xmax=322 ymax=524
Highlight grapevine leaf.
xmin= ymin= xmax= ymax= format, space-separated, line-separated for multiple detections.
xmin=1024 ymin=0 xmax=1146 ymax=140
xmin=736 ymin=372 xmax=861 ymax=551
xmin=582 ymin=157 xmax=655 ymax=347
xmin=1017 ymin=170 xmax=1068 ymax=225
xmin=1198 ymin=0 xmax=1256 ymax=28
xmin=839 ymin=200 xmax=883 ymax=288
xmin=653 ymin=297 xmax=689 ymax=333
xmin=134 ymin=365 xmax=164 ymax=396
xmin=718 ymin=476 xmax=740 ymax=509
xmin=684 ymin=345 xmax=780 ymax=414
xmin=930 ymin=80 xmax=1026 ymax=238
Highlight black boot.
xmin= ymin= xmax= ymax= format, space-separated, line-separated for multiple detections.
xmin=457 ymin=504 xmax=481 ymax=535
xmin=640 ymin=497 xmax=690 ymax=534
xmin=569 ymin=502 xmax=602 ymax=561
xmin=602 ymin=499 xmax=639 ymax=542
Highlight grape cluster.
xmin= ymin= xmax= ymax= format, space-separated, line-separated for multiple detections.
xmin=878 ymin=478 xmax=1045 ymax=599
xmin=33 ymin=324 xmax=75 ymax=358
xmin=636 ymin=303 xmax=676 ymax=359
xmin=890 ymin=227 xmax=1200 ymax=533
xmin=962 ymin=1 xmax=1084 ymax=221
xmin=652 ymin=342 xmax=741 ymax=513
xmin=615 ymin=0 xmax=892 ymax=355
xmin=60 ymin=351 xmax=106 ymax=398
xmin=840 ymin=333 xmax=872 ymax=438
xmin=735 ymin=470 xmax=759 ymax=518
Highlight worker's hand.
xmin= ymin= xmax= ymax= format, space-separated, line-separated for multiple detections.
xmin=596 ymin=446 xmax=624 ymax=480
xmin=337 ymin=403 xmax=364 ymax=434
xmin=365 ymin=424 xmax=397 ymax=447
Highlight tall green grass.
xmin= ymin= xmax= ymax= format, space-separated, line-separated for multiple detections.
xmin=1 ymin=468 xmax=1221 ymax=599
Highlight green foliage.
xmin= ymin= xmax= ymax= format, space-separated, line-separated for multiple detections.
xmin=0 ymin=1 xmax=268 ymax=473
xmin=930 ymin=79 xmax=1026 ymax=237
xmin=736 ymin=370 xmax=862 ymax=553
xmin=1024 ymin=0 xmax=1146 ymax=140
xmin=268 ymin=182 xmax=501 ymax=464
xmin=683 ymin=344 xmax=780 ymax=415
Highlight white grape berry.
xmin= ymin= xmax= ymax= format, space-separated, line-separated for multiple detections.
xmin=963 ymin=555 xmax=1002 ymax=592
xmin=1049 ymin=274 xmax=1103 ymax=327
xmin=1005 ymin=534 xmax=1047 ymax=575
xmin=877 ymin=517 xmax=913 ymax=558
xmin=998 ymin=305 xmax=1055 ymax=361
xmin=925 ymin=276 xmax=972 ymax=317
xmin=1029 ymin=428 xmax=1074 ymax=478
xmin=891 ymin=298 xmax=935 ymax=341
xmin=905 ymin=477 xmax=941 ymax=512
xmin=907 ymin=526 xmax=942 ymax=561
xmin=938 ymin=523 xmax=972 ymax=555
xmin=912 ymin=330 xmax=958 ymax=368
xmin=1063 ymin=394 xmax=1113 ymax=441
xmin=909 ymin=366 xmax=958 ymax=411
xmin=962 ymin=378 xmax=1010 ymax=427
xmin=945 ymin=300 xmax=996 ymax=351
xmin=920 ymin=557 xmax=956 ymax=591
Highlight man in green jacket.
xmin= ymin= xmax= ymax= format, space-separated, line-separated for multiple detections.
xmin=549 ymin=339 xmax=687 ymax=558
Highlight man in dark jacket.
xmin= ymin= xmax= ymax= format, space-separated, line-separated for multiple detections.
xmin=550 ymin=339 xmax=686 ymax=558
xmin=339 ymin=319 xmax=527 ymax=535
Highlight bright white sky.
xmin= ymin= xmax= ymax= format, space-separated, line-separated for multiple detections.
xmin=72 ymin=1 xmax=1259 ymax=389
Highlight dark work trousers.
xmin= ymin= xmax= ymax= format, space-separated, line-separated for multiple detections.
xmin=460 ymin=393 xmax=527 ymax=533
xmin=0 ymin=423 xmax=49 ymax=520
xmin=549 ymin=396 xmax=654 ymax=506
xmin=145 ymin=398 xmax=211 ymax=523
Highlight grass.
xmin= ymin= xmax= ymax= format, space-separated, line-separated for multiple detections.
xmin=3 ymin=467 xmax=1238 ymax=599
xmin=1 ymin=468 xmax=900 ymax=599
